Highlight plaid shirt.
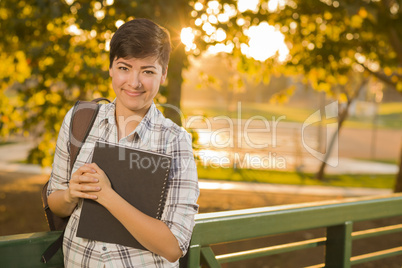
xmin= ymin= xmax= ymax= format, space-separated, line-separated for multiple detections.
xmin=48 ymin=100 xmax=199 ymax=268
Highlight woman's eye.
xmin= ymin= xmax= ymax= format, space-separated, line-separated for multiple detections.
xmin=119 ymin=67 xmax=129 ymax=71
xmin=144 ymin=70 xmax=155 ymax=75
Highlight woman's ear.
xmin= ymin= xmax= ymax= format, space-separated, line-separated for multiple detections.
xmin=109 ymin=58 xmax=115 ymax=77
xmin=160 ymin=67 xmax=168 ymax=84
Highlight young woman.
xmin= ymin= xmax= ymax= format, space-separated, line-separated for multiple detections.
xmin=47 ymin=18 xmax=199 ymax=267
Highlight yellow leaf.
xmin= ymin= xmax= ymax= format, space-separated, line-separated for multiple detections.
xmin=42 ymin=156 xmax=52 ymax=167
xmin=44 ymin=79 xmax=52 ymax=87
xmin=0 ymin=8 xmax=8 ymax=20
xmin=1 ymin=115 xmax=9 ymax=123
xmin=339 ymin=93 xmax=348 ymax=103
xmin=338 ymin=75 xmax=348 ymax=85
xmin=324 ymin=12 xmax=332 ymax=20
xmin=397 ymin=82 xmax=402 ymax=92
xmin=47 ymin=23 xmax=54 ymax=31
xmin=318 ymin=82 xmax=331 ymax=92
xmin=33 ymin=91 xmax=46 ymax=106
xmin=22 ymin=5 xmax=32 ymax=16
xmin=384 ymin=67 xmax=393 ymax=76
xmin=308 ymin=22 xmax=316 ymax=32
xmin=351 ymin=15 xmax=363 ymax=28
xmin=358 ymin=8 xmax=368 ymax=19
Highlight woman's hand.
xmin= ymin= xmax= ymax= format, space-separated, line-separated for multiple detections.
xmin=64 ymin=164 xmax=100 ymax=205
xmin=83 ymin=163 xmax=113 ymax=205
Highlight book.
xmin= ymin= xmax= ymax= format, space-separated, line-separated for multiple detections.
xmin=76 ymin=141 xmax=172 ymax=249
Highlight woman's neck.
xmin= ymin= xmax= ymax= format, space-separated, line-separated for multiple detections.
xmin=114 ymin=105 xmax=148 ymax=141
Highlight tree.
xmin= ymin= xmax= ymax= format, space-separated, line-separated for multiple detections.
xmin=1 ymin=0 xmax=401 ymax=192
xmin=0 ymin=0 xmax=285 ymax=167
xmin=274 ymin=0 xmax=402 ymax=186
xmin=0 ymin=0 xmax=193 ymax=166
xmin=268 ymin=0 xmax=402 ymax=183
xmin=190 ymin=0 xmax=401 ymax=187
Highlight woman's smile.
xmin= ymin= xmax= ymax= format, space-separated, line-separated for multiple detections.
xmin=123 ymin=89 xmax=145 ymax=97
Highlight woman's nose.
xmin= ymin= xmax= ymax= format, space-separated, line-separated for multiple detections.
xmin=127 ymin=73 xmax=141 ymax=89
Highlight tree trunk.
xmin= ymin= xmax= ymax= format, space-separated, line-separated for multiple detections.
xmin=164 ymin=43 xmax=186 ymax=126
xmin=394 ymin=144 xmax=402 ymax=192
xmin=315 ymin=101 xmax=350 ymax=180
xmin=316 ymin=80 xmax=367 ymax=180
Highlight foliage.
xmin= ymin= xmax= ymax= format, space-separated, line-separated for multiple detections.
xmin=1 ymin=0 xmax=401 ymax=168
xmin=190 ymin=0 xmax=402 ymax=97
xmin=197 ymin=164 xmax=396 ymax=189
xmin=181 ymin=101 xmax=401 ymax=129
xmin=189 ymin=0 xmax=401 ymax=183
xmin=0 ymin=0 xmax=192 ymax=166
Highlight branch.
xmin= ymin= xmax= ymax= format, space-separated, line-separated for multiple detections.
xmin=381 ymin=0 xmax=402 ymax=64
xmin=388 ymin=28 xmax=402 ymax=65
xmin=352 ymin=78 xmax=369 ymax=101
xmin=359 ymin=63 xmax=398 ymax=89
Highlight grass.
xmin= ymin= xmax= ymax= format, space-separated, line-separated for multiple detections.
xmin=187 ymin=101 xmax=400 ymax=188
xmin=354 ymin=158 xmax=399 ymax=165
xmin=182 ymin=101 xmax=402 ymax=130
xmin=182 ymin=102 xmax=316 ymax=124
xmin=0 ymin=141 xmax=17 ymax=146
xmin=378 ymin=102 xmax=402 ymax=115
xmin=197 ymin=164 xmax=396 ymax=189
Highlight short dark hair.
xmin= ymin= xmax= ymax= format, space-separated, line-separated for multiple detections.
xmin=109 ymin=18 xmax=171 ymax=73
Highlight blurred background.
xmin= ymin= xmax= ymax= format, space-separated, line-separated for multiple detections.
xmin=0 ymin=0 xmax=401 ymax=266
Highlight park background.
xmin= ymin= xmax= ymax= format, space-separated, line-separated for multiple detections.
xmin=0 ymin=0 xmax=401 ymax=267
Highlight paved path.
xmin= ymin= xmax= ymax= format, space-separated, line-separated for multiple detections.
xmin=0 ymin=140 xmax=395 ymax=197
xmin=190 ymin=119 xmax=400 ymax=174
xmin=0 ymin=139 xmax=398 ymax=175
xmin=198 ymin=179 xmax=392 ymax=197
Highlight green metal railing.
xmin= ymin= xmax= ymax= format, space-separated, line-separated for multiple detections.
xmin=0 ymin=194 xmax=401 ymax=267
xmin=188 ymin=193 xmax=402 ymax=267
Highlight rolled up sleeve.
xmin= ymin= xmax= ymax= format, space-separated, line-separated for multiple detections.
xmin=162 ymin=131 xmax=199 ymax=255
xmin=47 ymin=108 xmax=73 ymax=196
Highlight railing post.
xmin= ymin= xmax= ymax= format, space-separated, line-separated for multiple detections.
xmin=187 ymin=244 xmax=201 ymax=268
xmin=201 ymin=247 xmax=221 ymax=268
xmin=325 ymin=221 xmax=353 ymax=268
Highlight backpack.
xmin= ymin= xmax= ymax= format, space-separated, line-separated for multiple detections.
xmin=41 ymin=98 xmax=110 ymax=263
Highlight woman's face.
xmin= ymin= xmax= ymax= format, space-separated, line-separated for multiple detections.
xmin=109 ymin=56 xmax=167 ymax=118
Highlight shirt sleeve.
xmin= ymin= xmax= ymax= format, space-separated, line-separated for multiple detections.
xmin=161 ymin=130 xmax=200 ymax=255
xmin=47 ymin=107 xmax=74 ymax=196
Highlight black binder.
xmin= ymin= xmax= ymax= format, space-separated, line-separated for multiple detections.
xmin=76 ymin=141 xmax=172 ymax=249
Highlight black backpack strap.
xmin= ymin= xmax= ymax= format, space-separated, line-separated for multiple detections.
xmin=91 ymin=97 xmax=111 ymax=103
xmin=41 ymin=98 xmax=109 ymax=263
xmin=40 ymin=230 xmax=64 ymax=263
xmin=69 ymin=101 xmax=100 ymax=172
xmin=69 ymin=98 xmax=111 ymax=172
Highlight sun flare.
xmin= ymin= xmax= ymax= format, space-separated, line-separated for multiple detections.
xmin=182 ymin=1 xmax=290 ymax=62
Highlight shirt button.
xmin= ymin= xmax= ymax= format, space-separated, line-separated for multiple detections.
xmin=102 ymin=246 xmax=107 ymax=251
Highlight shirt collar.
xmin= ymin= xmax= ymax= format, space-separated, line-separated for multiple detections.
xmin=99 ymin=99 xmax=158 ymax=144
xmin=134 ymin=102 xmax=158 ymax=144
xmin=99 ymin=99 xmax=116 ymax=125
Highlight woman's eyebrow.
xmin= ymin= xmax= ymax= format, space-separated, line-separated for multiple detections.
xmin=140 ymin=65 xmax=157 ymax=70
xmin=117 ymin=61 xmax=132 ymax=68
xmin=116 ymin=62 xmax=157 ymax=70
